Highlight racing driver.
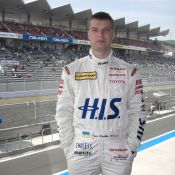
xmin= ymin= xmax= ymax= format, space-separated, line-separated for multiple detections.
xmin=55 ymin=11 xmax=146 ymax=175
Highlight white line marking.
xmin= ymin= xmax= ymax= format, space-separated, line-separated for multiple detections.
xmin=147 ymin=113 xmax=175 ymax=123
xmin=0 ymin=145 xmax=61 ymax=163
xmin=0 ymin=120 xmax=55 ymax=131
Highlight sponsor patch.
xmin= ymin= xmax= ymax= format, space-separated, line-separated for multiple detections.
xmin=110 ymin=148 xmax=128 ymax=152
xmin=82 ymin=131 xmax=91 ymax=138
xmin=141 ymin=104 xmax=146 ymax=111
xmin=135 ymin=79 xmax=143 ymax=94
xmin=64 ymin=66 xmax=70 ymax=75
xmin=57 ymin=89 xmax=62 ymax=95
xmin=92 ymin=134 xmax=119 ymax=139
xmin=75 ymin=142 xmax=93 ymax=149
xmin=109 ymin=80 xmax=126 ymax=84
xmin=75 ymin=72 xmax=97 ymax=80
xmin=57 ymin=79 xmax=64 ymax=95
xmin=135 ymin=89 xmax=143 ymax=94
xmin=135 ymin=85 xmax=143 ymax=90
xmin=137 ymin=118 xmax=146 ymax=141
xmin=110 ymin=67 xmax=126 ymax=71
xmin=109 ymin=74 xmax=126 ymax=76
xmin=74 ymin=151 xmax=91 ymax=156
xmin=111 ymin=155 xmax=129 ymax=161
xmin=98 ymin=61 xmax=108 ymax=65
xmin=136 ymin=79 xmax=142 ymax=85
xmin=131 ymin=68 xmax=137 ymax=76
xmin=79 ymin=98 xmax=121 ymax=120
xmin=60 ymin=79 xmax=64 ymax=84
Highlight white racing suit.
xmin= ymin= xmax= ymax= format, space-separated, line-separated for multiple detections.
xmin=55 ymin=50 xmax=146 ymax=175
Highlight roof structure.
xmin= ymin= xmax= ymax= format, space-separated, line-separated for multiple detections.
xmin=149 ymin=27 xmax=160 ymax=37
xmin=0 ymin=0 xmax=169 ymax=38
xmin=51 ymin=4 xmax=74 ymax=21
xmin=74 ymin=9 xmax=92 ymax=24
xmin=0 ymin=0 xmax=25 ymax=14
xmin=114 ymin=18 xmax=125 ymax=29
xmin=138 ymin=24 xmax=150 ymax=33
xmin=126 ymin=21 xmax=138 ymax=31
xmin=158 ymin=29 xmax=170 ymax=36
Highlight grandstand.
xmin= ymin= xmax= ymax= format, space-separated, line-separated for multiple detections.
xmin=0 ymin=0 xmax=175 ymax=156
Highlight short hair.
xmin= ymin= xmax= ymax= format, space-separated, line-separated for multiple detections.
xmin=87 ymin=12 xmax=114 ymax=29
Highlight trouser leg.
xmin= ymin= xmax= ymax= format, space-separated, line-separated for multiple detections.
xmin=67 ymin=158 xmax=101 ymax=175
xmin=102 ymin=161 xmax=133 ymax=175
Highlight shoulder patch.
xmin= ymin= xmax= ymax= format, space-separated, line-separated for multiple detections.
xmin=65 ymin=66 xmax=70 ymax=75
xmin=131 ymin=68 xmax=137 ymax=76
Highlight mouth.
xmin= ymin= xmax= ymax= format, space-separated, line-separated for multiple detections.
xmin=96 ymin=40 xmax=105 ymax=43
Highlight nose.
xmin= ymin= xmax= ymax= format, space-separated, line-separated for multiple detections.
xmin=98 ymin=30 xmax=104 ymax=38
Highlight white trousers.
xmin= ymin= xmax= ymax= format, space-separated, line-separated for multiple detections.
xmin=65 ymin=132 xmax=134 ymax=175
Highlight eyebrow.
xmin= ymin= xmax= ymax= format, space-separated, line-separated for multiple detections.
xmin=89 ymin=26 xmax=113 ymax=30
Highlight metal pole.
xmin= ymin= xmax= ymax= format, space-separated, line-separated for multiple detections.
xmin=30 ymin=132 xmax=32 ymax=146
xmin=42 ymin=129 xmax=44 ymax=144
xmin=5 ymin=138 xmax=8 ymax=152
xmin=6 ymin=79 xmax=8 ymax=92
xmin=41 ymin=80 xmax=43 ymax=90
xmin=27 ymin=102 xmax=29 ymax=120
xmin=33 ymin=100 xmax=36 ymax=121
xmin=19 ymin=133 xmax=21 ymax=150
xmin=24 ymin=79 xmax=25 ymax=91
xmin=51 ymin=129 xmax=53 ymax=142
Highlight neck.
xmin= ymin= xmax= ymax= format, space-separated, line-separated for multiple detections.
xmin=91 ymin=48 xmax=111 ymax=59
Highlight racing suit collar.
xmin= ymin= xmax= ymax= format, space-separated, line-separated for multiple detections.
xmin=89 ymin=49 xmax=113 ymax=66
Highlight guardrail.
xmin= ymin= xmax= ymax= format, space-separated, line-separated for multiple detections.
xmin=0 ymin=80 xmax=175 ymax=98
xmin=0 ymin=89 xmax=57 ymax=98
xmin=0 ymin=128 xmax=59 ymax=153
xmin=0 ymin=79 xmax=59 ymax=98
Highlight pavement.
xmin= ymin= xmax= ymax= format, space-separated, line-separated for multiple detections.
xmin=131 ymin=137 xmax=175 ymax=175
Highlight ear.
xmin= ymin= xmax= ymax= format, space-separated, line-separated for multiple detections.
xmin=112 ymin=31 xmax=115 ymax=40
xmin=88 ymin=30 xmax=90 ymax=41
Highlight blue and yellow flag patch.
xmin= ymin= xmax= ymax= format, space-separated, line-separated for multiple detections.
xmin=82 ymin=131 xmax=91 ymax=138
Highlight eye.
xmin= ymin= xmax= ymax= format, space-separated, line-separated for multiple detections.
xmin=91 ymin=28 xmax=98 ymax=32
xmin=104 ymin=28 xmax=112 ymax=32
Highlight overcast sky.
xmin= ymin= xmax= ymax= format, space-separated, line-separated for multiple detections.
xmin=25 ymin=0 xmax=175 ymax=40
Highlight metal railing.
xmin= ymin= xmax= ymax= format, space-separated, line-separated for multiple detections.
xmin=0 ymin=79 xmax=60 ymax=98
xmin=0 ymin=99 xmax=57 ymax=130
xmin=0 ymin=129 xmax=58 ymax=153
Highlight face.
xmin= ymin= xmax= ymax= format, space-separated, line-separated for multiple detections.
xmin=88 ymin=19 xmax=114 ymax=54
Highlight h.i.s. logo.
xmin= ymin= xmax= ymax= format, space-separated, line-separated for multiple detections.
xmin=78 ymin=98 xmax=121 ymax=120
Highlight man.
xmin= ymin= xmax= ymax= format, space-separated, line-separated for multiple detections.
xmin=55 ymin=12 xmax=146 ymax=175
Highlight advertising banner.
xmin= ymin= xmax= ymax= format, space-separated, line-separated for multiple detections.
xmin=23 ymin=34 xmax=72 ymax=44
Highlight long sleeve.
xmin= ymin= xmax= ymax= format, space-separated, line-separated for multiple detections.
xmin=127 ymin=68 xmax=147 ymax=152
xmin=55 ymin=66 xmax=74 ymax=154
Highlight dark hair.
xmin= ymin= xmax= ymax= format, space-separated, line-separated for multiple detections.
xmin=88 ymin=12 xmax=114 ymax=29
